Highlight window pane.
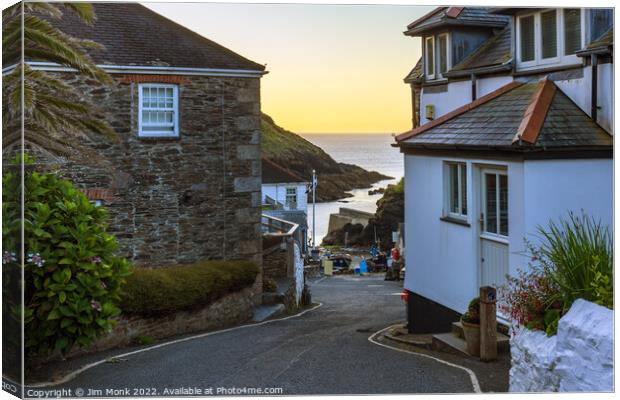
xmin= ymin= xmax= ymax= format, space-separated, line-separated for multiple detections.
xmin=485 ymin=174 xmax=497 ymax=234
xmin=426 ymin=38 xmax=434 ymax=76
xmin=449 ymin=164 xmax=459 ymax=214
xmin=460 ymin=165 xmax=467 ymax=215
xmin=499 ymin=175 xmax=508 ymax=236
xmin=564 ymin=9 xmax=581 ymax=55
xmin=439 ymin=35 xmax=448 ymax=74
xmin=589 ymin=9 xmax=613 ymax=42
xmin=541 ymin=11 xmax=558 ymax=59
xmin=520 ymin=15 xmax=535 ymax=62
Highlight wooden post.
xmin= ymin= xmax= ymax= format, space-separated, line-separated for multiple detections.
xmin=480 ymin=286 xmax=497 ymax=361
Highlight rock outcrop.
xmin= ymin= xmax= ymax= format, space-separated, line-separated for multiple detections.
xmin=322 ymin=179 xmax=404 ymax=250
xmin=261 ymin=114 xmax=390 ymax=202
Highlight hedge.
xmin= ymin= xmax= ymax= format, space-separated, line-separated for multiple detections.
xmin=118 ymin=260 xmax=259 ymax=315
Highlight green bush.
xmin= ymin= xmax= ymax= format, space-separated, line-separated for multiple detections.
xmin=2 ymin=169 xmax=132 ymax=358
xmin=535 ymin=212 xmax=613 ymax=311
xmin=119 ymin=261 xmax=259 ymax=315
xmin=461 ymin=297 xmax=480 ymax=324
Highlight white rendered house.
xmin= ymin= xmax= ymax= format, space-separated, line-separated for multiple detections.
xmin=261 ymin=158 xmax=309 ymax=212
xmin=397 ymin=7 xmax=613 ymax=333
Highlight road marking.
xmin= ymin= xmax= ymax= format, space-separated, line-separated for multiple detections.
xmin=367 ymin=325 xmax=482 ymax=394
xmin=25 ymin=303 xmax=323 ymax=388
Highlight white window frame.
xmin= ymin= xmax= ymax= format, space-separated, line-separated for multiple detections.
xmin=444 ymin=161 xmax=467 ymax=219
xmin=437 ymin=32 xmax=451 ymax=79
xmin=285 ymin=187 xmax=297 ymax=210
xmin=516 ymin=8 xmax=584 ymax=71
xmin=425 ymin=36 xmax=435 ymax=80
xmin=481 ymin=169 xmax=508 ymax=240
xmin=138 ymin=83 xmax=179 ymax=137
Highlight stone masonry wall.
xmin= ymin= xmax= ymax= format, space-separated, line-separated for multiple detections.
xmin=66 ymin=287 xmax=254 ymax=358
xmin=33 ymin=72 xmax=263 ymax=275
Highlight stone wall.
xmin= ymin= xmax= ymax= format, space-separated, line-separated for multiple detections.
xmin=9 ymin=72 xmax=263 ymax=275
xmin=263 ymin=249 xmax=288 ymax=280
xmin=69 ymin=287 xmax=255 ymax=357
xmin=510 ymin=299 xmax=613 ymax=392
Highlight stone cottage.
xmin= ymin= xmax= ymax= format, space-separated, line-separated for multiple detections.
xmin=4 ymin=3 xmax=267 ymax=271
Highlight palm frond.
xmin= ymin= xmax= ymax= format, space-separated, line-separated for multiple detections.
xmin=61 ymin=3 xmax=96 ymax=25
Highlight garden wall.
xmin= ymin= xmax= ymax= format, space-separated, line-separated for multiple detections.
xmin=510 ymin=299 xmax=613 ymax=392
xmin=68 ymin=287 xmax=254 ymax=358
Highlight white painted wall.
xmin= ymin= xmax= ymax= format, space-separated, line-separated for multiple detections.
xmin=419 ymin=76 xmax=514 ymax=126
xmin=403 ymin=155 xmax=612 ymax=314
xmin=522 ymin=159 xmax=613 ymax=249
xmin=476 ymin=75 xmax=514 ymax=97
xmin=510 ymin=299 xmax=613 ymax=392
xmin=419 ymin=80 xmax=471 ymax=125
xmin=403 ymin=154 xmax=522 ymax=313
xmin=261 ymin=183 xmax=308 ymax=212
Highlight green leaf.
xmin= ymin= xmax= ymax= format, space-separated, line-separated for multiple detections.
xmin=47 ymin=308 xmax=61 ymax=320
xmin=58 ymin=291 xmax=66 ymax=303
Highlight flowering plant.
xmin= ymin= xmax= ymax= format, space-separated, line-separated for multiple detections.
xmin=499 ymin=266 xmax=562 ymax=336
xmin=3 ymin=168 xmax=132 ymax=359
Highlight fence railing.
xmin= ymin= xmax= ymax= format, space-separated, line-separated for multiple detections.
xmin=261 ymin=213 xmax=299 ymax=236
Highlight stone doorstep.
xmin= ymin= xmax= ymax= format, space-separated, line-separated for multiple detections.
xmin=431 ymin=323 xmax=511 ymax=357
xmin=451 ymin=321 xmax=510 ymax=351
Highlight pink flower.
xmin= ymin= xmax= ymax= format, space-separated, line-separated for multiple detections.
xmin=90 ymin=300 xmax=102 ymax=312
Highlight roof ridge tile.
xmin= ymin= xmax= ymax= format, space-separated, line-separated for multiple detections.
xmin=512 ymin=78 xmax=556 ymax=145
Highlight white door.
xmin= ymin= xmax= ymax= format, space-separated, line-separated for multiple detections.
xmin=480 ymin=169 xmax=509 ymax=288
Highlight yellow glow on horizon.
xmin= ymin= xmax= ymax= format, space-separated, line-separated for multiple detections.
xmin=144 ymin=3 xmax=431 ymax=134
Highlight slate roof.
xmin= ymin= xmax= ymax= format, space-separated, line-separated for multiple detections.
xmin=33 ymin=3 xmax=265 ymax=71
xmin=577 ymin=27 xmax=614 ymax=56
xmin=447 ymin=27 xmax=512 ymax=75
xmin=404 ymin=58 xmax=423 ymax=83
xmin=262 ymin=158 xmax=308 ymax=184
xmin=396 ymin=80 xmax=612 ymax=152
xmin=405 ymin=7 xmax=509 ymax=36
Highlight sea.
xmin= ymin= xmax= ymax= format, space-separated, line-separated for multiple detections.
xmin=300 ymin=133 xmax=404 ymax=245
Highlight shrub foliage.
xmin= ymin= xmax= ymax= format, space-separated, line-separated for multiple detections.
xmin=500 ymin=212 xmax=612 ymax=336
xmin=2 ymin=170 xmax=132 ymax=358
xmin=119 ymin=261 xmax=259 ymax=315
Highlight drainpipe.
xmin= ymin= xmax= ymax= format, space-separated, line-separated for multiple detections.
xmin=591 ymin=54 xmax=598 ymax=123
xmin=471 ymin=73 xmax=477 ymax=101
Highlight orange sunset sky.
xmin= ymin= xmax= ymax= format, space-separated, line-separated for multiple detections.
xmin=145 ymin=2 xmax=432 ymax=134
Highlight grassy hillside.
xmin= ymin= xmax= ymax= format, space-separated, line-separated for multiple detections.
xmin=261 ymin=114 xmax=390 ymax=202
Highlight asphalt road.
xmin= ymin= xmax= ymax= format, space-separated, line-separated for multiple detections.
xmin=36 ymin=275 xmax=475 ymax=396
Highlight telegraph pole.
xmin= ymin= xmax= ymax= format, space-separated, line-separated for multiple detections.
xmin=312 ymin=169 xmax=316 ymax=248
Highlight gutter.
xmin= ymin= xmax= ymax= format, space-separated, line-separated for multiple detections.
xmin=575 ymin=45 xmax=613 ymax=57
xmin=443 ymin=61 xmax=512 ymax=78
xmin=3 ymin=61 xmax=268 ymax=78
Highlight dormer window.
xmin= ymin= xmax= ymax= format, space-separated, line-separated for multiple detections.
xmin=425 ymin=36 xmax=435 ymax=79
xmin=563 ymin=9 xmax=581 ymax=55
xmin=438 ymin=33 xmax=450 ymax=77
xmin=516 ymin=9 xmax=583 ymax=70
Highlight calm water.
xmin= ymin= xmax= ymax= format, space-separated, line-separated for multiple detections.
xmin=300 ymin=133 xmax=404 ymax=245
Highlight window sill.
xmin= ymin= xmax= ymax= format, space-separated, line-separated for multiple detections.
xmin=137 ymin=135 xmax=181 ymax=141
xmin=439 ymin=215 xmax=470 ymax=227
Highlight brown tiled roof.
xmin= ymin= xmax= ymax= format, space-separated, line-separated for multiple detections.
xmin=448 ymin=27 xmax=512 ymax=74
xmin=405 ymin=7 xmax=509 ymax=36
xmin=396 ymin=79 xmax=612 ymax=151
xmin=262 ymin=158 xmax=308 ymax=184
xmin=404 ymin=58 xmax=423 ymax=83
xmin=34 ymin=3 xmax=265 ymax=71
